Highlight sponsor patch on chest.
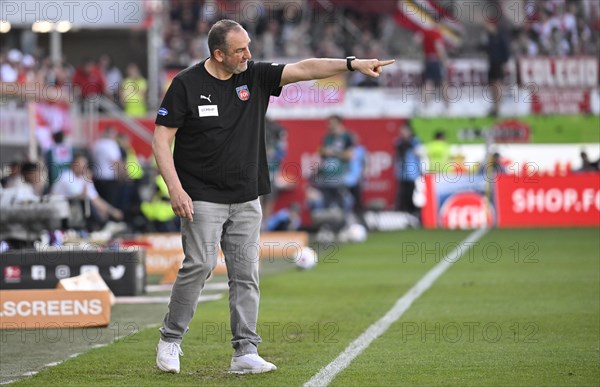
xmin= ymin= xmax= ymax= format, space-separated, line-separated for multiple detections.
xmin=198 ymin=105 xmax=219 ymax=117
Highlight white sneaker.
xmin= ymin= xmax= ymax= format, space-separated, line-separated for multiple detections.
xmin=156 ymin=339 xmax=183 ymax=373
xmin=229 ymin=353 xmax=277 ymax=374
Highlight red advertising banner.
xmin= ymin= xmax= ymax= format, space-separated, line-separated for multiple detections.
xmin=519 ymin=56 xmax=598 ymax=115
xmin=530 ymin=88 xmax=592 ymax=115
xmin=422 ymin=173 xmax=494 ymax=229
xmin=518 ymin=57 xmax=598 ymax=88
xmin=423 ymin=172 xmax=600 ymax=229
xmin=275 ymin=119 xmax=403 ymax=220
xmin=519 ymin=57 xmax=599 ymax=114
xmin=495 ymin=173 xmax=600 ymax=227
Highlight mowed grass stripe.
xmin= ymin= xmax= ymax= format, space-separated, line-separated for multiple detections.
xmin=10 ymin=230 xmax=470 ymax=387
xmin=305 ymin=228 xmax=488 ymax=387
xmin=330 ymin=228 xmax=600 ymax=387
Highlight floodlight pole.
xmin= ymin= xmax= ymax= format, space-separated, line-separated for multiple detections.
xmin=50 ymin=29 xmax=61 ymax=65
xmin=147 ymin=4 xmax=163 ymax=112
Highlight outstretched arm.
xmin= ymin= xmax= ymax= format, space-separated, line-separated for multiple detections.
xmin=280 ymin=58 xmax=395 ymax=86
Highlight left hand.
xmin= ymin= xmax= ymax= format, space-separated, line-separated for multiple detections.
xmin=354 ymin=59 xmax=396 ymax=78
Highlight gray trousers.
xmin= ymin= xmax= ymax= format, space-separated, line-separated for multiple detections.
xmin=160 ymin=199 xmax=262 ymax=356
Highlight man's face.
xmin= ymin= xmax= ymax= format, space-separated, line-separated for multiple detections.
xmin=23 ymin=169 xmax=39 ymax=185
xmin=221 ymin=28 xmax=252 ymax=74
xmin=328 ymin=118 xmax=343 ymax=135
xmin=72 ymin=157 xmax=88 ymax=176
xmin=401 ymin=126 xmax=412 ymax=139
xmin=84 ymin=61 xmax=94 ymax=74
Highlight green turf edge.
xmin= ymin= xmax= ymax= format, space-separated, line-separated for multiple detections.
xmin=8 ymin=230 xmax=470 ymax=387
xmin=330 ymin=228 xmax=600 ymax=387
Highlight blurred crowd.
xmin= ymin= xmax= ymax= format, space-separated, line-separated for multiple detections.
xmin=1 ymin=0 xmax=598 ymax=105
xmin=511 ymin=0 xmax=598 ymax=57
xmin=0 ymin=50 xmax=148 ymax=117
xmin=162 ymin=0 xmax=387 ymax=67
xmin=162 ymin=0 xmax=599 ymax=68
xmin=0 ymin=0 xmax=599 ymax=246
xmin=0 ymin=127 xmax=156 ymax=237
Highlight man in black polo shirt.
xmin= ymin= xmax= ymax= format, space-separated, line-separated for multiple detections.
xmin=153 ymin=19 xmax=394 ymax=375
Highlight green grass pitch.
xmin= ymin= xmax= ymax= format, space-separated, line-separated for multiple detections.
xmin=3 ymin=228 xmax=599 ymax=386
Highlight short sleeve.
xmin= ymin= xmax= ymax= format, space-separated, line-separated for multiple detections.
xmin=108 ymin=141 xmax=122 ymax=162
xmin=155 ymin=76 xmax=188 ymax=128
xmin=253 ymin=62 xmax=286 ymax=97
xmin=86 ymin=182 xmax=99 ymax=200
xmin=345 ymin=133 xmax=356 ymax=149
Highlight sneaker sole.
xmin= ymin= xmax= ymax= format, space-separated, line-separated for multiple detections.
xmin=156 ymin=348 xmax=180 ymax=373
xmin=156 ymin=361 xmax=179 ymax=373
xmin=228 ymin=366 xmax=277 ymax=374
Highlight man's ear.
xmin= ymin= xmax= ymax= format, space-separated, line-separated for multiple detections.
xmin=213 ymin=49 xmax=225 ymax=63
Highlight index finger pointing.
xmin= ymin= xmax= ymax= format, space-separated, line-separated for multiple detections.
xmin=378 ymin=59 xmax=396 ymax=67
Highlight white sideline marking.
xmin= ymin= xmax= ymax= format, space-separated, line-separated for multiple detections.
xmin=304 ymin=228 xmax=489 ymax=387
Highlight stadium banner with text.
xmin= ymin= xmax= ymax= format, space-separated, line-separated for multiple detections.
xmin=530 ymin=88 xmax=593 ymax=115
xmin=423 ymin=172 xmax=600 ymax=229
xmin=131 ymin=233 xmax=184 ymax=275
xmin=0 ymin=289 xmax=112 ymax=329
xmin=134 ymin=232 xmax=310 ymax=276
xmin=494 ymin=173 xmax=600 ymax=227
xmin=518 ymin=57 xmax=599 ymax=115
xmin=422 ymin=173 xmax=495 ymax=229
xmin=518 ymin=57 xmax=598 ymax=88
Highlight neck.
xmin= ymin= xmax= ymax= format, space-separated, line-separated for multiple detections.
xmin=205 ymin=58 xmax=233 ymax=80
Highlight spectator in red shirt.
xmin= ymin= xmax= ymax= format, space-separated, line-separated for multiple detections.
xmin=72 ymin=58 xmax=106 ymax=100
xmin=416 ymin=26 xmax=448 ymax=112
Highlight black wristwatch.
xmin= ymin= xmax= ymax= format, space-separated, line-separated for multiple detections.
xmin=346 ymin=56 xmax=356 ymax=71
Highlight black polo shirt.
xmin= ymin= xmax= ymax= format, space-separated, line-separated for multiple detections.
xmin=155 ymin=59 xmax=286 ymax=203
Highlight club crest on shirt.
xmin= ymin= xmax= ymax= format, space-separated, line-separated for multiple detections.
xmin=236 ymin=85 xmax=250 ymax=101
